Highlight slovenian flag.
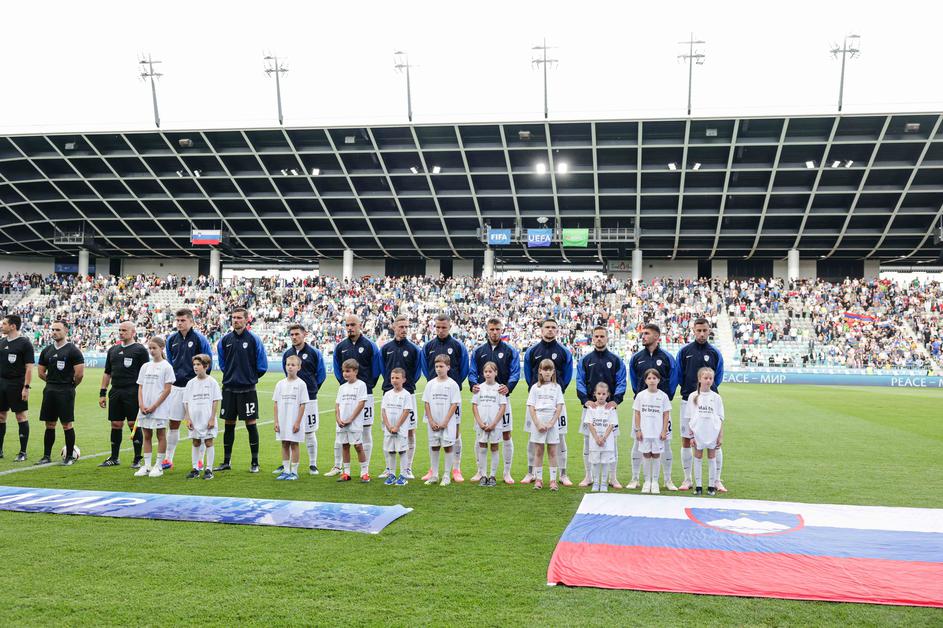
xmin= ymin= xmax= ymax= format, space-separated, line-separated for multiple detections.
xmin=844 ymin=312 xmax=877 ymax=323
xmin=547 ymin=494 xmax=943 ymax=607
xmin=191 ymin=229 xmax=222 ymax=246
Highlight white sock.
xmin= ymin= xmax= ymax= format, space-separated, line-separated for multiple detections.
xmin=444 ymin=450 xmax=454 ymax=476
xmin=359 ymin=458 xmax=368 ymax=476
xmin=399 ymin=452 xmax=408 ymax=476
xmin=385 ymin=451 xmax=396 ymax=473
xmin=583 ymin=435 xmax=592 ymax=481
xmin=593 ymin=463 xmax=602 ymax=490
xmin=682 ymin=447 xmax=693 ymax=481
xmin=453 ymin=432 xmax=462 ymax=464
xmin=503 ymin=439 xmax=514 ymax=475
xmin=282 ymin=458 xmax=290 ymax=473
xmin=661 ymin=444 xmax=673 ymax=483
xmin=709 ymin=456 xmax=718 ymax=487
xmin=693 ymin=456 xmax=702 ymax=486
xmin=362 ymin=427 xmax=373 ymax=467
xmin=144 ymin=451 xmax=153 ymax=469
xmin=191 ymin=446 xmax=200 ymax=470
xmin=550 ymin=467 xmax=557 ymax=482
xmin=343 ymin=462 xmax=351 ymax=474
xmin=305 ymin=431 xmax=317 ymax=466
xmin=631 ymin=439 xmax=641 ymax=481
xmin=198 ymin=443 xmax=206 ymax=465
xmin=610 ymin=446 xmax=619 ymax=483
xmin=715 ymin=447 xmax=723 ymax=481
xmin=527 ymin=441 xmax=535 ymax=472
xmin=534 ymin=465 xmax=543 ymax=481
xmin=406 ymin=432 xmax=416 ymax=470
xmin=477 ymin=445 xmax=487 ymax=476
xmin=643 ymin=457 xmax=652 ymax=483
xmin=430 ymin=448 xmax=440 ymax=477
xmin=334 ymin=441 xmax=342 ymax=468
xmin=290 ymin=460 xmax=298 ymax=474
xmin=557 ymin=436 xmax=567 ymax=476
xmin=490 ymin=449 xmax=500 ymax=477
xmin=166 ymin=429 xmax=179 ymax=461
xmin=205 ymin=445 xmax=214 ymax=470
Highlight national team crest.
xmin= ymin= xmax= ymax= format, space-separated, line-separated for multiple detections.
xmin=188 ymin=341 xmax=193 ymax=348
xmin=301 ymin=353 xmax=308 ymax=360
xmin=607 ymin=361 xmax=612 ymax=368
xmin=704 ymin=355 xmax=709 ymax=361
xmin=498 ymin=352 xmax=504 ymax=359
xmin=242 ymin=342 xmax=248 ymax=349
xmin=123 ymin=357 xmax=133 ymax=368
xmin=656 ymin=359 xmax=663 ymax=366
xmin=447 ymin=348 xmax=453 ymax=355
xmin=402 ymin=350 xmax=409 ymax=357
xmin=358 ymin=347 xmax=364 ymax=354
xmin=552 ymin=353 xmax=557 ymax=359
xmin=685 ymin=508 xmax=804 ymax=536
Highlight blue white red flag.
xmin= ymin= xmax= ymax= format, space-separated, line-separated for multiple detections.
xmin=547 ymin=494 xmax=943 ymax=607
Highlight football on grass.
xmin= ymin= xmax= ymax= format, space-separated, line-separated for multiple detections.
xmin=60 ymin=445 xmax=81 ymax=461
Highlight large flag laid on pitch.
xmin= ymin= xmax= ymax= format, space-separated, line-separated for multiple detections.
xmin=547 ymin=494 xmax=943 ymax=607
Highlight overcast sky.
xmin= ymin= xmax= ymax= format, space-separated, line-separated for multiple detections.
xmin=1 ymin=1 xmax=940 ymax=133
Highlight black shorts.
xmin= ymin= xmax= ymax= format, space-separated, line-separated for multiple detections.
xmin=108 ymin=387 xmax=138 ymax=422
xmin=0 ymin=380 xmax=27 ymax=413
xmin=40 ymin=387 xmax=76 ymax=423
xmin=220 ymin=389 xmax=259 ymax=422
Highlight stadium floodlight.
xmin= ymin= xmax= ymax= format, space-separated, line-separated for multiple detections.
xmin=904 ymin=122 xmax=921 ymax=133
xmin=432 ymin=165 xmax=442 ymax=174
xmin=519 ymin=130 xmax=532 ymax=141
xmin=805 ymin=160 xmax=816 ymax=169
xmin=692 ymin=162 xmax=702 ymax=170
xmin=830 ymin=34 xmax=860 ymax=112
xmin=194 ymin=170 xmax=202 ymax=177
xmin=175 ymin=170 xmax=183 ymax=177
xmin=705 ymin=128 xmax=718 ymax=137
xmin=535 ymin=162 xmax=548 ymax=174
xmin=344 ymin=136 xmax=356 ymax=144
xmin=667 ymin=162 xmax=678 ymax=171
xmin=537 ymin=216 xmax=549 ymax=224
xmin=678 ymin=33 xmax=706 ymax=116
xmin=532 ymin=38 xmax=558 ymax=120
xmin=280 ymin=169 xmax=288 ymax=176
xmin=393 ymin=51 xmax=415 ymax=122
xmin=409 ymin=166 xmax=419 ymax=174
xmin=290 ymin=169 xmax=298 ymax=176
xmin=831 ymin=160 xmax=841 ymax=168
xmin=64 ymin=142 xmax=76 ymax=150
xmin=310 ymin=167 xmax=320 ymax=176
xmin=138 ymin=53 xmax=163 ymax=129
xmin=263 ymin=53 xmax=289 ymax=125
xmin=557 ymin=162 xmax=568 ymax=174
xmin=845 ymin=160 xmax=854 ymax=168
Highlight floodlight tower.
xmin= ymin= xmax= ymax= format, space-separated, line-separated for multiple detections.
xmin=393 ymin=51 xmax=415 ymax=122
xmin=532 ymin=38 xmax=558 ymax=120
xmin=678 ymin=34 xmax=706 ymax=116
xmin=830 ymin=34 xmax=861 ymax=113
xmin=264 ymin=53 xmax=289 ymax=125
xmin=138 ymin=53 xmax=163 ymax=128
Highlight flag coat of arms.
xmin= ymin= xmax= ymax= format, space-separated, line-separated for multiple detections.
xmin=547 ymin=494 xmax=943 ymax=607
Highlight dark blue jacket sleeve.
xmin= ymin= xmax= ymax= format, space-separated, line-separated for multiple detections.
xmin=560 ymin=348 xmax=574 ymax=391
xmin=523 ymin=346 xmax=535 ymax=388
xmin=575 ymin=356 xmax=588 ymax=405
xmin=713 ymin=349 xmax=724 ymax=391
xmin=468 ymin=348 xmax=480 ymax=386
xmin=413 ymin=343 xmax=424 ymax=387
xmin=333 ymin=345 xmax=344 ymax=384
xmin=507 ymin=347 xmax=521 ymax=394
xmin=628 ymin=352 xmax=639 ymax=395
xmin=315 ymin=349 xmax=327 ymax=388
xmin=371 ymin=341 xmax=383 ymax=382
xmin=216 ymin=337 xmax=226 ymax=372
xmin=675 ymin=347 xmax=686 ymax=392
xmin=165 ymin=333 xmax=175 ymax=365
xmin=281 ymin=350 xmax=289 ymax=376
xmin=254 ymin=332 xmax=268 ymax=377
xmin=200 ymin=334 xmax=213 ymax=375
xmin=667 ymin=352 xmax=679 ymax=401
xmin=614 ymin=358 xmax=627 ymax=404
xmin=458 ymin=343 xmax=469 ymax=385
xmin=421 ymin=344 xmax=433 ymax=380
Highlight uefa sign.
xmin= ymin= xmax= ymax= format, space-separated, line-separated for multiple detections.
xmin=527 ymin=228 xmax=553 ymax=247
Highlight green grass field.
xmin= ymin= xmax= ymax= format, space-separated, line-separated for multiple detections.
xmin=0 ymin=372 xmax=940 ymax=626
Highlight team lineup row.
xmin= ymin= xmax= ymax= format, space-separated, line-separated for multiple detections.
xmin=0 ymin=308 xmax=727 ymax=493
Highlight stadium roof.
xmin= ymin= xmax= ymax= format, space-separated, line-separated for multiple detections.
xmin=1 ymin=112 xmax=942 ymax=265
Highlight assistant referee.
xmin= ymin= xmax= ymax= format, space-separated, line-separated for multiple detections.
xmin=98 ymin=321 xmax=149 ymax=468
xmin=0 ymin=314 xmax=34 ymax=461
xmin=36 ymin=320 xmax=84 ymax=465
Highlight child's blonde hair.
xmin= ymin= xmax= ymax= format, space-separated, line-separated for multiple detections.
xmin=483 ymin=361 xmax=498 ymax=375
xmin=147 ymin=336 xmax=165 ymax=359
xmin=285 ymin=355 xmax=302 ymax=367
xmin=537 ymin=359 xmax=557 ymax=384
xmin=594 ymin=380 xmax=610 ymax=399
xmin=693 ymin=367 xmax=715 ymax=405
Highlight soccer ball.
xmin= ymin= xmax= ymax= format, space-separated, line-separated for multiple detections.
xmin=60 ymin=445 xmax=81 ymax=461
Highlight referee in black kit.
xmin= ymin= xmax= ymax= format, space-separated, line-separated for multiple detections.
xmin=36 ymin=320 xmax=84 ymax=465
xmin=98 ymin=321 xmax=149 ymax=468
xmin=0 ymin=314 xmax=34 ymax=461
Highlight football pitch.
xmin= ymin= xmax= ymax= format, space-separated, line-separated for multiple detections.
xmin=0 ymin=372 xmax=940 ymax=626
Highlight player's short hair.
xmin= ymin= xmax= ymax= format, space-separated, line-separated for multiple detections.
xmin=693 ymin=317 xmax=710 ymax=327
xmin=592 ymin=325 xmax=608 ymax=334
xmin=288 ymin=323 xmax=305 ymax=333
xmin=232 ymin=307 xmax=249 ymax=318
xmin=285 ymin=355 xmax=302 ymax=366
xmin=486 ymin=318 xmax=502 ymax=327
xmin=53 ymin=319 xmax=70 ymax=330
xmin=642 ymin=323 xmax=661 ymax=334
xmin=175 ymin=308 xmax=193 ymax=319
xmin=341 ymin=358 xmax=359 ymax=372
xmin=390 ymin=367 xmax=406 ymax=378
xmin=541 ymin=318 xmax=557 ymax=327
xmin=434 ymin=354 xmax=451 ymax=367
xmin=434 ymin=313 xmax=451 ymax=324
xmin=642 ymin=368 xmax=661 ymax=382
xmin=192 ymin=353 xmax=211 ymax=368
xmin=3 ymin=314 xmax=21 ymax=330
xmin=482 ymin=361 xmax=498 ymax=373
xmin=393 ymin=315 xmax=408 ymax=324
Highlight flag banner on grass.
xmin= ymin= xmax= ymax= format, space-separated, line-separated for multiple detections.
xmin=561 ymin=228 xmax=589 ymax=247
xmin=547 ymin=493 xmax=943 ymax=607
xmin=0 ymin=485 xmax=411 ymax=534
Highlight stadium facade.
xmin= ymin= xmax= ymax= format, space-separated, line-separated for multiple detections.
xmin=1 ymin=112 xmax=941 ymax=280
